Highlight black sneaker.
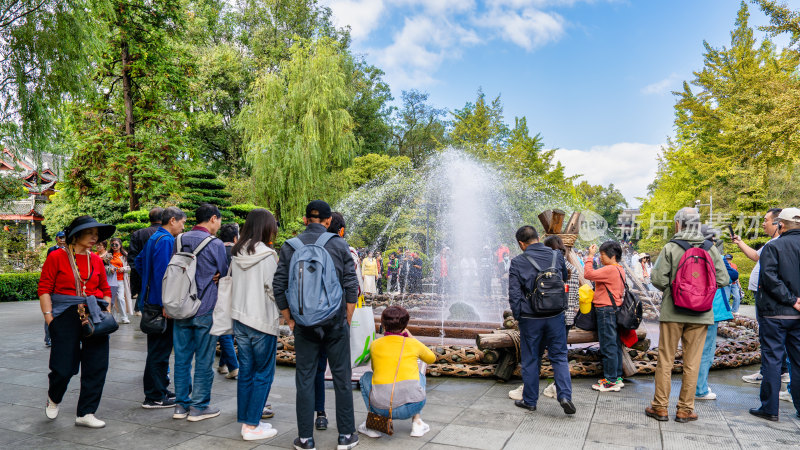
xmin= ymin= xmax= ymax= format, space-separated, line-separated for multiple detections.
xmin=559 ymin=398 xmax=576 ymax=415
xmin=142 ymin=398 xmax=176 ymax=409
xmin=166 ymin=390 xmax=176 ymax=400
xmin=315 ymin=412 xmax=328 ymax=430
xmin=337 ymin=433 xmax=359 ymax=450
xmin=293 ymin=437 xmax=316 ymax=450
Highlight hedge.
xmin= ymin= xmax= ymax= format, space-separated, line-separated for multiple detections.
xmin=0 ymin=273 xmax=40 ymax=302
xmin=184 ymin=179 xmax=225 ymax=190
xmin=122 ymin=209 xmax=151 ymax=223
xmin=229 ymin=203 xmax=259 ymax=218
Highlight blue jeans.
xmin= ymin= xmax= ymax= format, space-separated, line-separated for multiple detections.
xmin=233 ymin=320 xmax=276 ymax=426
xmin=173 ymin=313 xmax=216 ymax=410
xmin=518 ymin=312 xmax=572 ymax=405
xmin=595 ymin=306 xmax=623 ymax=381
xmin=360 ymin=371 xmax=426 ymax=420
xmin=218 ymin=334 xmax=239 ymax=371
xmin=758 ymin=317 xmax=800 ymax=415
xmin=730 ymin=283 xmax=742 ymax=313
xmin=695 ymin=323 xmax=717 ymax=396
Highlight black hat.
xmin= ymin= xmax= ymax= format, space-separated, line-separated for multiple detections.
xmin=305 ymin=200 xmax=332 ymax=219
xmin=64 ymin=215 xmax=116 ymax=243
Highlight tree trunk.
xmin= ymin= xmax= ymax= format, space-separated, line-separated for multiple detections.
xmin=121 ymin=40 xmax=138 ymax=211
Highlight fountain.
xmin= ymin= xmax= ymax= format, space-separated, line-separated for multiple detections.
xmin=272 ymin=148 xmax=761 ymax=379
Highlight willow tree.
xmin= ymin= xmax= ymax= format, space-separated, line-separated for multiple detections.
xmin=240 ymin=37 xmax=355 ymax=222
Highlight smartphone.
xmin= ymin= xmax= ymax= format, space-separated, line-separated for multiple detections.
xmin=727 ymin=224 xmax=735 ymax=239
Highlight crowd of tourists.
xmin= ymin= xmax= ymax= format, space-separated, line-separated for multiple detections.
xmin=36 ymin=200 xmax=800 ymax=448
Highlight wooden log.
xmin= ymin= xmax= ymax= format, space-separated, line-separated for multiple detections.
xmin=550 ymin=209 xmax=566 ymax=234
xmin=564 ymin=211 xmax=583 ymax=234
xmin=477 ymin=327 xmax=647 ymax=350
xmin=494 ymin=350 xmax=516 ymax=381
xmin=373 ymin=317 xmax=499 ymax=330
xmin=482 ymin=349 xmax=501 ymax=364
xmin=383 ymin=323 xmax=493 ymax=339
xmin=538 ymin=210 xmax=553 ymax=233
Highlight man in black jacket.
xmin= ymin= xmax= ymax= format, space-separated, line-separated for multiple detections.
xmin=274 ymin=200 xmax=359 ymax=450
xmin=508 ymin=225 xmax=575 ymax=415
xmin=128 ymin=207 xmax=164 ymax=307
xmin=750 ymin=207 xmax=800 ymax=422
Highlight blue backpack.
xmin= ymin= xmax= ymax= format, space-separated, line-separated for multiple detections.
xmin=285 ymin=233 xmax=344 ymax=327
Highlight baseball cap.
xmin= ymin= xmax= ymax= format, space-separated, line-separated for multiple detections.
xmin=724 ymin=254 xmax=733 ymax=259
xmin=305 ymin=200 xmax=332 ymax=219
xmin=56 ymin=231 xmax=65 ymax=238
xmin=777 ymin=207 xmax=800 ymax=223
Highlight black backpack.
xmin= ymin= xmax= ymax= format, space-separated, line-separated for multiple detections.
xmin=524 ymin=250 xmax=568 ymax=315
xmin=606 ymin=267 xmax=643 ymax=330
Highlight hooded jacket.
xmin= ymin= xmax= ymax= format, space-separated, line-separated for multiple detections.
xmin=231 ymin=241 xmax=280 ymax=336
xmin=651 ymin=229 xmax=730 ymax=324
xmin=757 ymin=229 xmax=800 ymax=317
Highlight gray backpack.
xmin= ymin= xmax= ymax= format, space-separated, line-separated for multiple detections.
xmin=161 ymin=234 xmax=215 ymax=319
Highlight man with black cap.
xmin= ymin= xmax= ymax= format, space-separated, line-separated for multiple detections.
xmin=274 ymin=200 xmax=360 ymax=450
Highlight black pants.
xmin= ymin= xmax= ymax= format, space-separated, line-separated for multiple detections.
xmin=294 ymin=319 xmax=354 ymax=438
xmin=315 ymin=349 xmax=327 ymax=412
xmin=758 ymin=317 xmax=800 ymax=415
xmin=48 ymin=305 xmax=110 ymax=416
xmin=143 ymin=318 xmax=173 ymax=402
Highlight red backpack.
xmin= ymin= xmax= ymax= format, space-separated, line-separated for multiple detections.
xmin=669 ymin=239 xmax=717 ymax=312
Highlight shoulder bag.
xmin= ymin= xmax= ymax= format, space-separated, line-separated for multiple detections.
xmin=365 ymin=337 xmax=406 ymax=436
xmin=140 ymin=236 xmax=168 ymax=334
xmin=67 ymin=249 xmax=119 ymax=338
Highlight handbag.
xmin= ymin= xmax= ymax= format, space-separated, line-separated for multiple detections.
xmin=574 ymin=306 xmax=597 ymax=331
xmin=210 ymin=265 xmax=233 ymax=336
xmin=66 ymin=248 xmax=118 ymax=338
xmin=139 ymin=235 xmax=168 ymax=334
xmin=605 ymin=268 xmax=643 ymax=331
xmin=365 ymin=337 xmax=406 ymax=436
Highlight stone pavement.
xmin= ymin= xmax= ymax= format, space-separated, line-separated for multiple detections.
xmin=1 ymin=300 xmax=799 ymax=449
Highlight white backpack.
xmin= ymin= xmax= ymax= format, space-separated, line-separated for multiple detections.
xmin=162 ymin=234 xmax=216 ymax=319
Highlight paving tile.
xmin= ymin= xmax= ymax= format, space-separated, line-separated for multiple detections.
xmin=504 ymin=433 xmax=583 ymax=450
xmin=451 ymin=409 xmax=524 ymax=432
xmin=662 ymin=430 xmax=740 ymax=450
xmin=93 ymin=425 xmax=198 ymax=449
xmin=168 ymin=434 xmax=261 ymax=450
xmin=739 ymin=439 xmax=800 ymax=449
xmin=592 ymin=395 xmax=660 ymax=429
xmin=514 ymin=406 xmax=591 ymax=439
xmin=0 ymin=428 xmax=34 ymax=445
xmin=582 ymin=441 xmax=642 ymax=450
xmin=14 ymin=435 xmax=103 ymax=449
xmin=430 ymin=424 xmax=513 ymax=450
xmin=584 ymin=422 xmax=661 ymax=449
xmin=40 ymin=418 xmax=141 ymax=445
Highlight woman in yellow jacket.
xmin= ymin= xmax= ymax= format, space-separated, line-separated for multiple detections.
xmin=358 ymin=306 xmax=436 ymax=439
xmin=362 ymin=252 xmax=378 ymax=294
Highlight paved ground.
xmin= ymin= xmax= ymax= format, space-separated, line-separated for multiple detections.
xmin=1 ymin=300 xmax=798 ymax=449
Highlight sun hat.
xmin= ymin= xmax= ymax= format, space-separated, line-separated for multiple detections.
xmin=64 ymin=216 xmax=116 ymax=243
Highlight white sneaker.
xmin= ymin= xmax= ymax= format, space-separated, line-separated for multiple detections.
xmin=542 ymin=382 xmax=556 ymax=399
xmin=508 ymin=385 xmax=523 ymax=400
xmin=75 ymin=414 xmax=106 ymax=428
xmin=410 ymin=419 xmax=430 ymax=437
xmin=696 ymin=390 xmax=717 ymax=400
xmin=242 ymin=422 xmax=278 ymax=441
xmin=782 ymin=373 xmax=791 ymax=383
xmin=780 ymin=390 xmax=793 ymax=402
xmin=45 ymin=396 xmax=59 ymax=419
xmin=120 ymin=317 xmax=131 ymax=324
xmin=357 ymin=421 xmax=382 ymax=438
xmin=742 ymin=372 xmax=763 ymax=384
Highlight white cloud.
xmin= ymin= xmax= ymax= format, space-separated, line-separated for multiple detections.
xmin=481 ymin=7 xmax=565 ymax=50
xmin=553 ymin=142 xmax=663 ymax=206
xmin=641 ymin=74 xmax=680 ymax=95
xmin=323 ymin=0 xmax=387 ymax=41
xmin=324 ymin=0 xmax=595 ymax=90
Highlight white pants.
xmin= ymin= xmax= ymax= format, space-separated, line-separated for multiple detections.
xmin=113 ymin=283 xmax=129 ymax=320
xmin=363 ymin=275 xmax=377 ymax=294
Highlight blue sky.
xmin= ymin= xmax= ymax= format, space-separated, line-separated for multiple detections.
xmin=322 ymin=0 xmax=798 ymax=206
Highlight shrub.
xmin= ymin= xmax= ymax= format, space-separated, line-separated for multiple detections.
xmin=0 ymin=273 xmax=40 ymax=302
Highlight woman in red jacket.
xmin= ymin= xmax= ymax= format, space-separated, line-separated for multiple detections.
xmin=38 ymin=216 xmax=115 ymax=428
xmin=584 ymin=241 xmax=626 ymax=393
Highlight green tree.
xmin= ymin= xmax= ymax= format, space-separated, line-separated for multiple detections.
xmin=451 ymin=88 xmax=509 ymax=158
xmin=346 ymin=58 xmax=393 ymax=156
xmin=178 ymin=170 xmax=235 ymax=224
xmin=240 ymin=37 xmax=355 ymax=222
xmin=577 ymin=182 xmax=628 ymax=227
xmin=391 ymin=90 xmax=447 ymax=165
xmin=65 ymin=0 xmax=194 ymax=211
xmin=0 ymin=0 xmax=100 ymax=155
